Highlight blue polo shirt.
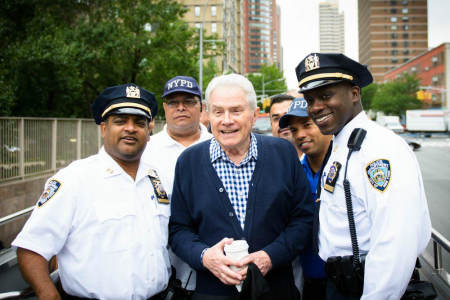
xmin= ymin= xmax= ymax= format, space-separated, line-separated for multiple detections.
xmin=300 ymin=156 xmax=326 ymax=279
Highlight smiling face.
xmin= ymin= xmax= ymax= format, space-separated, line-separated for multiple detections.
xmin=303 ymin=82 xmax=362 ymax=135
xmin=101 ymin=114 xmax=151 ymax=163
xmin=289 ymin=116 xmax=332 ymax=158
xmin=163 ymin=92 xmax=201 ymax=136
xmin=208 ymin=85 xmax=258 ymax=154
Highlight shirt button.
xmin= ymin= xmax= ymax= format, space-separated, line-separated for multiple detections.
xmin=229 ymin=212 xmax=234 ymax=217
xmin=219 ymin=187 xmax=224 ymax=192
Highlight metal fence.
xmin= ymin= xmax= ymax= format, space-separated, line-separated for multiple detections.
xmin=0 ymin=117 xmax=165 ymax=183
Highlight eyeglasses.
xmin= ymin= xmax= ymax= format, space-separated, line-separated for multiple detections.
xmin=165 ymin=98 xmax=199 ymax=108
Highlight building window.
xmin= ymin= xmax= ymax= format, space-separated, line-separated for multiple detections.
xmin=195 ymin=23 xmax=201 ymax=29
xmin=411 ymin=67 xmax=417 ymax=72
xmin=403 ymin=25 xmax=409 ymax=30
xmin=402 ymin=16 xmax=409 ymax=22
xmin=391 ymin=17 xmax=398 ymax=22
xmin=403 ymin=58 xmax=409 ymax=63
xmin=403 ymin=49 xmax=409 ymax=55
xmin=402 ymin=8 xmax=408 ymax=13
xmin=392 ymin=41 xmax=398 ymax=47
xmin=391 ymin=0 xmax=397 ymax=5
xmin=403 ymin=33 xmax=409 ymax=38
xmin=195 ymin=6 xmax=200 ymax=17
xmin=391 ymin=8 xmax=397 ymax=13
xmin=392 ymin=50 xmax=398 ymax=55
xmin=403 ymin=41 xmax=409 ymax=47
xmin=211 ymin=6 xmax=216 ymax=17
xmin=392 ymin=58 xmax=398 ymax=63
xmin=402 ymin=0 xmax=408 ymax=5
xmin=392 ymin=33 xmax=398 ymax=39
xmin=391 ymin=25 xmax=398 ymax=30
xmin=432 ymin=76 xmax=438 ymax=83
xmin=211 ymin=23 xmax=217 ymax=33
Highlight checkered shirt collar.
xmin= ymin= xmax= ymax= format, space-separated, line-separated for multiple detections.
xmin=210 ymin=133 xmax=258 ymax=164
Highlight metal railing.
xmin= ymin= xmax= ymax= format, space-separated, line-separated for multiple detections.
xmin=0 ymin=117 xmax=165 ymax=183
xmin=430 ymin=228 xmax=450 ymax=273
xmin=0 ymin=118 xmax=101 ymax=182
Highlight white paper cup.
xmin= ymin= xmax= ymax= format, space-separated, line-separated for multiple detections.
xmin=224 ymin=240 xmax=249 ymax=292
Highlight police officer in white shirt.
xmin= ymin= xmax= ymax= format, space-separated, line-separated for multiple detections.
xmin=13 ymin=84 xmax=171 ymax=300
xmin=295 ymin=53 xmax=432 ymax=300
xmin=141 ymin=76 xmax=211 ymax=295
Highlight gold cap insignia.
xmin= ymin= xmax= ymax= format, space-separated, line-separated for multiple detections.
xmin=126 ymin=86 xmax=140 ymax=98
xmin=305 ymin=54 xmax=320 ymax=72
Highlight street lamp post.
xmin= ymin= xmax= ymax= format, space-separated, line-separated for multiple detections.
xmin=199 ymin=0 xmax=211 ymax=96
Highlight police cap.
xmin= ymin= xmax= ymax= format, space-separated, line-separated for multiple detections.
xmin=92 ymin=83 xmax=158 ymax=125
xmin=295 ymin=53 xmax=373 ymax=92
xmin=162 ymin=76 xmax=202 ymax=99
xmin=279 ymin=98 xmax=309 ymax=129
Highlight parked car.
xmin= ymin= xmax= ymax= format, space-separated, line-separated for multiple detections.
xmin=252 ymin=116 xmax=271 ymax=135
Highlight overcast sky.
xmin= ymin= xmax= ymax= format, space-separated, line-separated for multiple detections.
xmin=278 ymin=0 xmax=450 ymax=89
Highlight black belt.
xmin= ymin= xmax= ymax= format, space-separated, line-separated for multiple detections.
xmin=61 ymin=289 xmax=167 ymax=300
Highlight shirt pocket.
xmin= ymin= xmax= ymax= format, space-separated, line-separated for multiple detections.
xmin=94 ymin=202 xmax=137 ymax=252
xmin=153 ymin=204 xmax=170 ymax=247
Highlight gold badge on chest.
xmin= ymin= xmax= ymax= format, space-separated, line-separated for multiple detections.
xmin=324 ymin=161 xmax=342 ymax=193
xmin=148 ymin=169 xmax=169 ymax=204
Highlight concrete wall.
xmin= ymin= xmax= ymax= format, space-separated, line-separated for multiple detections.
xmin=0 ymin=173 xmax=52 ymax=248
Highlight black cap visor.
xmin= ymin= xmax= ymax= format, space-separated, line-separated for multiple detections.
xmin=104 ymin=107 xmax=151 ymax=121
xmin=299 ymin=79 xmax=350 ymax=93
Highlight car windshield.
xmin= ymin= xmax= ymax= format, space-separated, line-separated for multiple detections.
xmin=253 ymin=117 xmax=271 ymax=131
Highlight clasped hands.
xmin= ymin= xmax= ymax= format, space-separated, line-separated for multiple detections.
xmin=201 ymin=237 xmax=272 ymax=285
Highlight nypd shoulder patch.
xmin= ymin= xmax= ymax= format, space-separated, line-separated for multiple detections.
xmin=365 ymin=159 xmax=391 ymax=192
xmin=38 ymin=180 xmax=61 ymax=207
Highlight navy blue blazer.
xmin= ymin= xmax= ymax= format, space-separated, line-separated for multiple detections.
xmin=169 ymin=134 xmax=314 ymax=296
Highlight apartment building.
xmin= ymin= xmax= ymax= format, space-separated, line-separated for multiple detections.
xmin=358 ymin=0 xmax=428 ymax=82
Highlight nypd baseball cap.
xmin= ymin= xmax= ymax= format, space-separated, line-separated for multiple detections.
xmin=162 ymin=76 xmax=202 ymax=99
xmin=279 ymin=98 xmax=309 ymax=129
xmin=92 ymin=83 xmax=158 ymax=124
xmin=295 ymin=53 xmax=373 ymax=93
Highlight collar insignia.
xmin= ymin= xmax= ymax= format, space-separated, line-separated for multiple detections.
xmin=305 ymin=54 xmax=320 ymax=72
xmin=126 ymin=86 xmax=140 ymax=98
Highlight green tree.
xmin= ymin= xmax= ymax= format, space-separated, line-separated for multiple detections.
xmin=0 ymin=0 xmax=223 ymax=118
xmin=371 ymin=74 xmax=423 ymax=116
xmin=361 ymin=83 xmax=378 ymax=111
xmin=246 ymin=64 xmax=287 ymax=101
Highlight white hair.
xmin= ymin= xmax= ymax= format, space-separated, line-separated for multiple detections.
xmin=204 ymin=73 xmax=257 ymax=111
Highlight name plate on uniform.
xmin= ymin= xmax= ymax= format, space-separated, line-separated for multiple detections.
xmin=324 ymin=161 xmax=342 ymax=193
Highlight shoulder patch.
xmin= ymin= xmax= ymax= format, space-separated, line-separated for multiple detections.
xmin=38 ymin=180 xmax=61 ymax=207
xmin=365 ymin=159 xmax=391 ymax=192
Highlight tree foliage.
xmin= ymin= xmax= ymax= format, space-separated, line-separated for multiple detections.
xmin=361 ymin=83 xmax=378 ymax=111
xmin=0 ymin=0 xmax=222 ymax=117
xmin=371 ymin=74 xmax=423 ymax=116
xmin=246 ymin=64 xmax=287 ymax=100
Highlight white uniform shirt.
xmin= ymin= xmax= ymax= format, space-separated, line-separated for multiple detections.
xmin=13 ymin=148 xmax=171 ymax=300
xmin=141 ymin=123 xmax=211 ymax=290
xmin=318 ymin=112 xmax=431 ymax=300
